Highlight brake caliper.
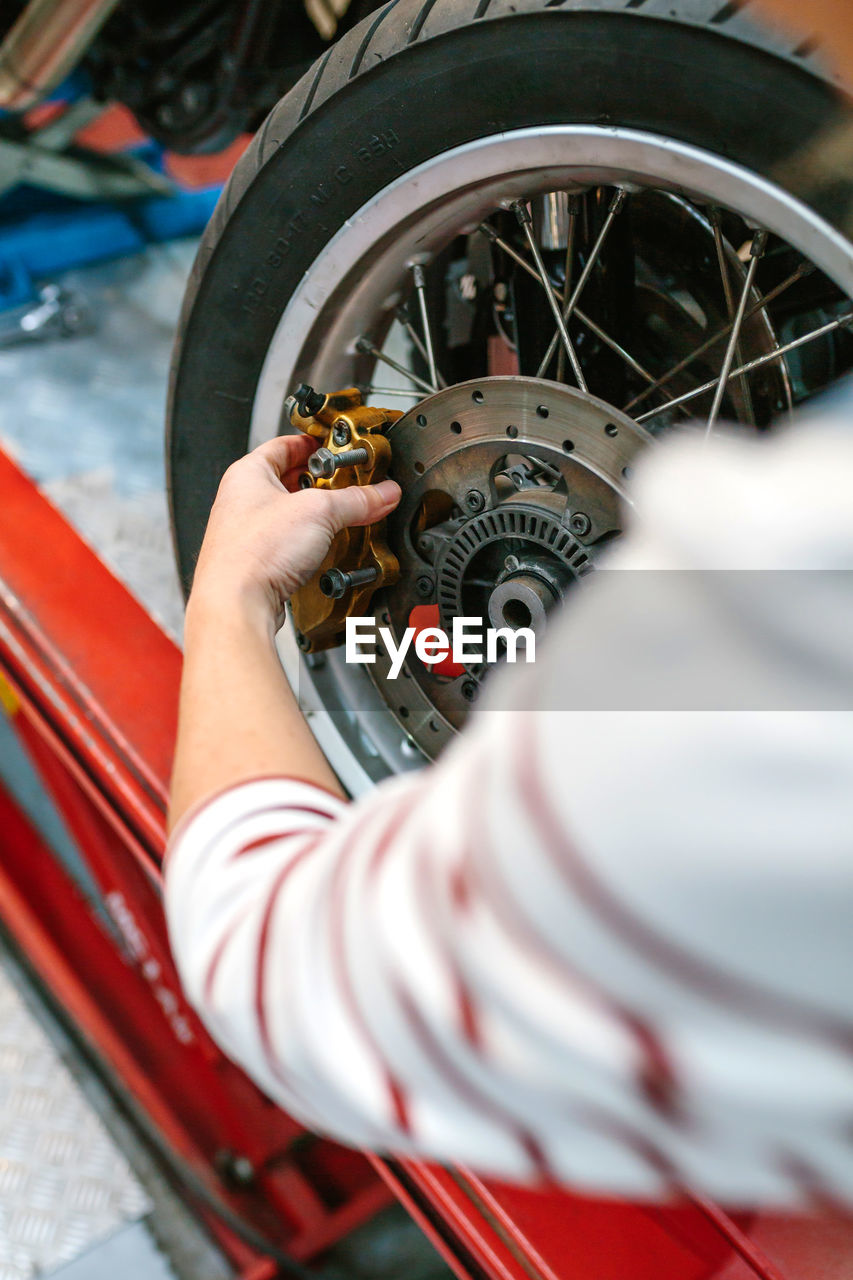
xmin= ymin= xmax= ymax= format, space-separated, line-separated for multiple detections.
xmin=287 ymin=384 xmax=401 ymax=653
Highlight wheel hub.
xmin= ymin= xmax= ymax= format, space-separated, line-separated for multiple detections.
xmin=366 ymin=375 xmax=651 ymax=758
xmin=435 ymin=502 xmax=590 ymax=653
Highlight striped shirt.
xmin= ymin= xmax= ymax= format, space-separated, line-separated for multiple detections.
xmin=165 ymin=416 xmax=853 ymax=1206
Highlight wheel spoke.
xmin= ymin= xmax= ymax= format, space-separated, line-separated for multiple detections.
xmin=556 ymin=195 xmax=580 ymax=383
xmin=536 ymin=187 xmax=627 ymax=378
xmin=396 ymin=305 xmax=448 ymax=388
xmin=356 ymin=336 xmax=438 ymax=395
xmin=411 ymin=263 xmax=442 ymax=390
xmin=636 ymin=310 xmax=853 ymax=425
xmin=624 ymin=263 xmax=814 ymax=413
xmin=361 ymin=385 xmax=428 ymax=400
xmin=705 ymin=229 xmax=767 ymax=438
xmin=479 ymin=197 xmax=658 ymax=392
xmin=712 ymin=210 xmax=756 ymax=426
xmin=513 ymin=201 xmax=587 ymax=391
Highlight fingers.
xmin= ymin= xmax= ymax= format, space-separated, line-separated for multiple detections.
xmin=254 ymin=432 xmax=316 ymax=480
xmin=316 ymin=479 xmax=402 ymax=532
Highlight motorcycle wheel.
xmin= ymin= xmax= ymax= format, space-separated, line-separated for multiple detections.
xmin=167 ymin=0 xmax=853 ymax=792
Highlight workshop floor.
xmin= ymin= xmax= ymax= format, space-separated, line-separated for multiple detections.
xmin=0 ymin=240 xmax=194 ymax=639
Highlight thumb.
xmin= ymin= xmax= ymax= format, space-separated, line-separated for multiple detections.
xmin=321 ymin=479 xmax=402 ymax=531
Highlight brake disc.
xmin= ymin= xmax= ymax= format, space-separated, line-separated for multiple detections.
xmin=367 ymin=374 xmax=651 ymax=760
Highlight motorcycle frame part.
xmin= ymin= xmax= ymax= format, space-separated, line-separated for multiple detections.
xmin=288 ymin=387 xmax=401 ymax=653
xmin=0 ymin=0 xmax=120 ymax=110
xmin=81 ymin=0 xmax=354 ymax=153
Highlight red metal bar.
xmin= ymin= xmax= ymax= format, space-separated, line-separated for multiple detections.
xmin=0 ymin=443 xmax=851 ymax=1280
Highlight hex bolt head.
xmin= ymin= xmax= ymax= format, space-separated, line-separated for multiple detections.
xmin=319 ymin=565 xmax=379 ymax=599
xmin=465 ymin=489 xmax=486 ymax=513
xmin=308 ymin=446 xmax=369 ymax=479
xmin=415 ymin=575 xmax=434 ymax=598
xmin=308 ymin=447 xmax=338 ymax=479
xmin=569 ymin=512 xmax=591 ymax=536
xmin=461 ymin=679 xmax=478 ymax=702
xmin=319 ymin=568 xmax=350 ymax=599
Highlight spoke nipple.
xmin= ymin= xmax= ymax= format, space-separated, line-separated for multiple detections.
xmin=512 ymin=200 xmax=532 ymax=226
xmin=355 ymin=336 xmax=374 ymax=355
xmin=611 ymin=188 xmax=628 ymax=212
xmin=478 ymin=222 xmax=498 ymax=242
xmin=411 ymin=263 xmax=427 ymax=288
xmin=751 ymin=229 xmax=769 ymax=257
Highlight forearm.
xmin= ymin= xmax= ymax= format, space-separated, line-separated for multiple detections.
xmin=168 ymin=587 xmax=343 ymax=833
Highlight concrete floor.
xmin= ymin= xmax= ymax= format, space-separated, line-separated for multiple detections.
xmin=0 ymin=241 xmax=196 ymax=640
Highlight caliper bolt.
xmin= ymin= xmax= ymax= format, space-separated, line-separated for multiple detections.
xmin=332 ymin=419 xmax=351 ymax=446
xmin=319 ymin=565 xmax=379 ymax=599
xmin=569 ymin=512 xmax=591 ymax=536
xmin=415 ymin=575 xmax=434 ymax=598
xmin=308 ymin=446 xmax=369 ymax=480
xmin=465 ymin=489 xmax=486 ymax=513
xmin=461 ymin=679 xmax=479 ymax=702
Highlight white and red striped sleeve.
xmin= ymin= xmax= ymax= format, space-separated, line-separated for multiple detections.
xmin=164 ymin=419 xmax=853 ymax=1206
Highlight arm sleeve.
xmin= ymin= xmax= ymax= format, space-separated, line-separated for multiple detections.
xmin=164 ymin=420 xmax=853 ymax=1207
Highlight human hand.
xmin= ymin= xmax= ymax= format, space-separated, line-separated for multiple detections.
xmin=188 ymin=434 xmax=401 ymax=628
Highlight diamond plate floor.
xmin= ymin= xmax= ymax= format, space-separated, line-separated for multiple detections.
xmin=0 ymin=967 xmax=151 ymax=1280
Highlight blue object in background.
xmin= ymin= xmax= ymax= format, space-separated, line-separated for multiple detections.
xmin=0 ymin=138 xmax=219 ymax=309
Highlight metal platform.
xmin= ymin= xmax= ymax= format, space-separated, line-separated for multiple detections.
xmin=0 ymin=960 xmax=151 ymax=1279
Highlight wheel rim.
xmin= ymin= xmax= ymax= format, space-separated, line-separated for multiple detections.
xmin=250 ymin=125 xmax=853 ymax=794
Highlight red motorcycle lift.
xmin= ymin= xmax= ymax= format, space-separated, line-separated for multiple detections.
xmin=0 ymin=443 xmax=850 ymax=1280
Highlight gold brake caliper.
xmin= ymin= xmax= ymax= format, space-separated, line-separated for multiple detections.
xmin=287 ymin=385 xmax=402 ymax=654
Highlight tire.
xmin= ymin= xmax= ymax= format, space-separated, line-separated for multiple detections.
xmin=167 ymin=0 xmax=851 ymax=595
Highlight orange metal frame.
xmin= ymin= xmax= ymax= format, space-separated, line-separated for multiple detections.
xmin=0 ymin=444 xmax=848 ymax=1280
